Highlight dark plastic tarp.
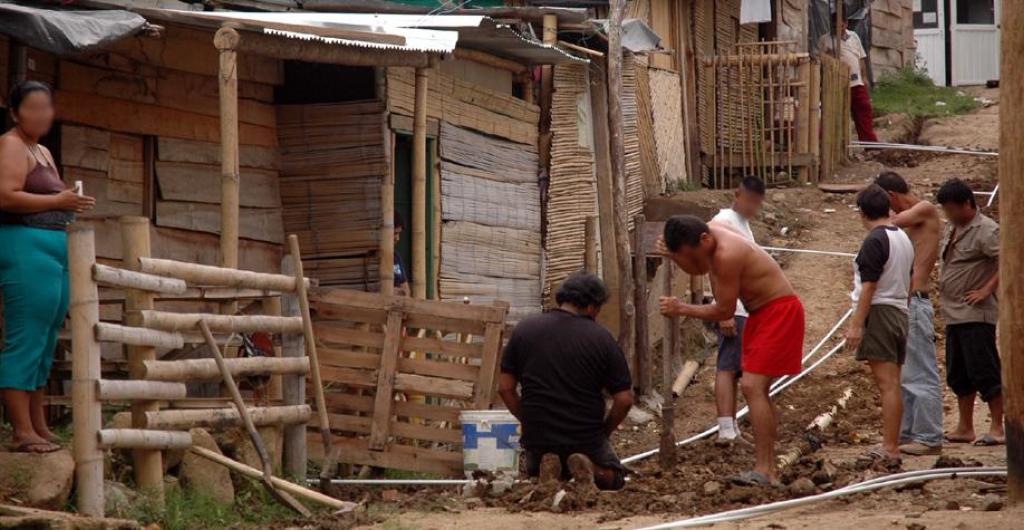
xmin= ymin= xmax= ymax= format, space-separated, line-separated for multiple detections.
xmin=0 ymin=1 xmax=147 ymax=56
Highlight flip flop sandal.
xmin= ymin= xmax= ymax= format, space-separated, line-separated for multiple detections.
xmin=944 ymin=434 xmax=976 ymax=444
xmin=728 ymin=470 xmax=776 ymax=487
xmin=973 ymin=434 xmax=1004 ymax=446
xmin=857 ymin=447 xmax=901 ymax=465
xmin=10 ymin=441 xmax=61 ymax=454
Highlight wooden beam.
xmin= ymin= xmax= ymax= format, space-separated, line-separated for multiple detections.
xmin=659 ymin=260 xmax=678 ymax=469
xmin=1000 ymin=0 xmax=1024 ymax=504
xmin=93 ymin=263 xmax=187 ymax=295
xmin=137 ymin=257 xmax=304 ymax=292
xmin=280 ymin=257 xmax=307 ymax=479
xmin=142 ymin=356 xmax=309 ymax=382
xmin=145 ymin=405 xmax=312 ymax=430
xmin=97 ymin=380 xmax=187 ymax=401
xmin=98 ymin=429 xmax=192 ymax=450
xmin=606 ymin=1 xmax=637 ymax=361
xmin=95 ymin=322 xmax=185 ymax=350
xmin=452 ymin=48 xmax=528 ymax=74
xmin=584 ymin=215 xmax=599 ymax=273
xmin=633 ymin=214 xmax=650 ymax=395
xmin=368 ymin=311 xmax=404 ymax=450
xmin=69 ymin=227 xmax=104 ymax=517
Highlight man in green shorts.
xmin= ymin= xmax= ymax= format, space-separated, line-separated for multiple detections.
xmin=846 ymin=185 xmax=914 ymax=463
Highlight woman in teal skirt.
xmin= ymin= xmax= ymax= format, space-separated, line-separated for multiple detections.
xmin=0 ymin=81 xmax=95 ymax=453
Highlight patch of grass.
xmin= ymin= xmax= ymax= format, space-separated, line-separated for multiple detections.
xmin=121 ymin=484 xmax=298 ymax=530
xmin=871 ymin=66 xmax=979 ymax=118
xmin=673 ymin=179 xmax=703 ymax=193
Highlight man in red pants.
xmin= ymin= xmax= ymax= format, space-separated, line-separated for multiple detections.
xmin=819 ymin=16 xmax=878 ymax=142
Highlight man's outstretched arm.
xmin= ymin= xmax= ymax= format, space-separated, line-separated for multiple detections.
xmin=498 ymin=373 xmax=523 ymax=421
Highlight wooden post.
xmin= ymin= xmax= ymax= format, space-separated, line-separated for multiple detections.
xmin=264 ymin=296 xmax=284 ymax=401
xmin=809 ymin=61 xmax=821 ymax=182
xmin=379 ymin=67 xmax=396 ymax=297
xmin=606 ymin=0 xmax=637 ymax=360
xmin=215 ymin=26 xmax=241 ymax=271
xmin=412 ymin=59 xmax=431 ymax=300
xmin=70 ymin=227 xmax=104 ymax=517
xmin=287 ymin=236 xmax=331 ymax=454
xmin=1000 ymin=1 xmax=1024 ymax=503
xmin=584 ymin=215 xmax=599 ymax=273
xmin=280 ymin=257 xmax=307 ymax=479
xmin=659 ymin=261 xmax=678 ymax=469
xmin=540 ymin=13 xmax=558 ymax=128
xmin=796 ymin=60 xmax=811 ymax=184
xmin=633 ymin=215 xmax=650 ymax=395
xmin=120 ymin=217 xmax=163 ymax=503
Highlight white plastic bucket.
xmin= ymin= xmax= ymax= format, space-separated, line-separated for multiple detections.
xmin=459 ymin=410 xmax=521 ymax=475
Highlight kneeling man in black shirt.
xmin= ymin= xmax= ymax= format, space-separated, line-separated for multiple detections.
xmin=498 ymin=272 xmax=634 ymax=490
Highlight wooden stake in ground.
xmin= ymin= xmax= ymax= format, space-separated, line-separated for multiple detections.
xmin=120 ymin=217 xmax=163 ymax=503
xmin=606 ymin=0 xmax=637 ymax=364
xmin=999 ymin=0 xmax=1024 ymax=503
xmin=199 ymin=320 xmax=311 ymax=517
xmin=215 ymin=26 xmax=240 ymax=272
xmin=412 ymin=62 xmax=430 ymax=300
xmin=659 ymin=261 xmax=678 ymax=470
xmin=633 ymin=215 xmax=651 ymax=394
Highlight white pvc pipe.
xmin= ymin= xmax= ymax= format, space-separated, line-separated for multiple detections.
xmin=761 ymin=246 xmax=856 ymax=258
xmin=986 ymin=184 xmax=999 ymax=207
xmin=636 ymin=468 xmax=1007 ymax=529
xmin=621 ymin=309 xmax=853 ymax=465
xmin=850 ymin=141 xmax=998 ymax=157
xmin=308 ymin=478 xmax=472 ymax=486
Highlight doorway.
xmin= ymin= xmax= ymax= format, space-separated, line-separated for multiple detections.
xmin=949 ymin=0 xmax=1000 ymax=85
xmin=393 ymin=134 xmax=437 ymax=299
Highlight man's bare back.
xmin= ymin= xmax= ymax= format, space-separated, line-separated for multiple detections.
xmin=892 ymin=200 xmax=940 ymax=292
xmin=708 ymin=222 xmax=796 ymax=313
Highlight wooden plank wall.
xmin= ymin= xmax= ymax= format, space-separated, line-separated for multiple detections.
xmin=276 ymin=100 xmax=386 ymax=290
xmin=648 ymin=69 xmax=689 ymax=191
xmin=544 ymin=63 xmax=599 ymax=303
xmin=52 ymin=21 xmax=284 ymax=272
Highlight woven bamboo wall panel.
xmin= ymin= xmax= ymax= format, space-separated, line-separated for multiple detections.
xmin=387 ymin=67 xmax=540 ymax=145
xmin=634 ymin=61 xmax=663 ymax=197
xmin=277 ymin=100 xmax=386 ymax=289
xmin=439 ymin=122 xmax=541 ymax=319
xmin=649 ymin=69 xmax=688 ymax=189
xmin=622 ymin=53 xmax=645 ymax=230
xmin=545 ymin=63 xmax=599 ymax=302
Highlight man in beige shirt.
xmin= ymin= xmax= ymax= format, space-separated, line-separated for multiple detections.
xmin=937 ymin=179 xmax=1003 ymax=446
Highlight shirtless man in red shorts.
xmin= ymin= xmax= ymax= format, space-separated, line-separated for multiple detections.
xmin=659 ymin=215 xmax=804 ymax=485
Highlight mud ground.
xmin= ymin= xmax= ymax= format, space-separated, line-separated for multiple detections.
xmin=310 ymin=92 xmax=1010 ymax=530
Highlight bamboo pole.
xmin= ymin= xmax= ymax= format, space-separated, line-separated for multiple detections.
xmin=144 ymin=405 xmax=312 ymax=430
xmin=797 ymin=60 xmax=811 ymax=183
xmin=189 ymin=446 xmax=357 ymax=511
xmin=93 ymin=263 xmax=187 ymax=295
xmin=136 ymin=310 xmax=303 ymax=334
xmin=121 ymin=217 xmax=163 ymax=501
xmin=809 ymin=61 xmax=821 ymax=182
xmin=142 ymin=356 xmax=309 ymax=382
xmin=97 ymin=380 xmax=187 ymax=401
xmin=412 ymin=63 xmax=430 ymax=300
xmin=137 ymin=257 xmax=305 ymax=292
xmin=98 ymin=429 xmax=193 ymax=451
xmin=215 ymin=26 xmax=240 ymax=272
xmin=95 ymin=322 xmax=185 ymax=349
xmin=199 ymin=320 xmax=311 ymax=517
xmin=607 ymin=0 xmax=636 ymax=364
xmin=70 ymin=227 xmax=104 ymax=517
xmin=999 ymin=1 xmax=1024 ymax=502
xmin=287 ymin=236 xmax=331 ymax=457
xmin=659 ymin=260 xmax=677 ymax=470
xmin=633 ymin=214 xmax=650 ymax=394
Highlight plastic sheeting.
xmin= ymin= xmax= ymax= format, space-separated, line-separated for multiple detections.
xmin=0 ymin=1 xmax=146 ymax=56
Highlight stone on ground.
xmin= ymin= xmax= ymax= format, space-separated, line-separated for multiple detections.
xmin=178 ymin=428 xmax=234 ymax=504
xmin=0 ymin=448 xmax=74 ymax=509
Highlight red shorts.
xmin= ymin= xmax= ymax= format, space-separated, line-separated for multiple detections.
xmin=742 ymin=295 xmax=805 ymax=376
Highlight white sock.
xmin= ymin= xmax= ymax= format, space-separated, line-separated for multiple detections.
xmin=718 ymin=417 xmax=737 ymax=439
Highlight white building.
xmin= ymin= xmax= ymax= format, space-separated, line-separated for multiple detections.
xmin=914 ymin=0 xmax=1000 ymax=86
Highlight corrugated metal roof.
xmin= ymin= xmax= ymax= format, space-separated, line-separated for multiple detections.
xmin=167 ymin=10 xmax=459 ymax=53
xmin=160 ymin=10 xmax=585 ymax=63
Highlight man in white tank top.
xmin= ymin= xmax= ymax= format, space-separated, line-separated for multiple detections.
xmin=709 ymin=176 xmax=764 ymax=443
xmin=847 ymin=185 xmax=915 ymax=463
